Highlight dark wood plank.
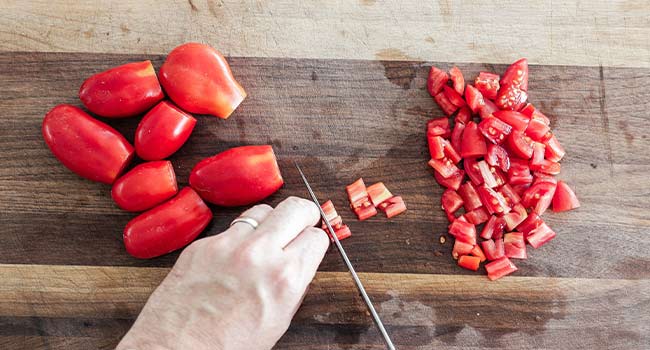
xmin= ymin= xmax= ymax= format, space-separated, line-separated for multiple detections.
xmin=0 ymin=53 xmax=649 ymax=279
xmin=1 ymin=265 xmax=648 ymax=349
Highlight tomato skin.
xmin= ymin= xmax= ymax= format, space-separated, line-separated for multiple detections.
xmin=486 ymin=144 xmax=511 ymax=172
xmin=160 ymin=43 xmax=247 ymax=119
xmin=543 ymin=133 xmax=566 ymax=162
xmin=464 ymin=85 xmax=485 ymax=113
xmin=123 ymin=187 xmax=212 ymax=259
xmin=455 ymin=107 xmax=472 ymax=125
xmin=463 ymin=158 xmax=484 ymax=186
xmin=500 ymin=58 xmax=529 ymax=91
xmin=470 ymin=245 xmax=487 ymax=262
xmin=552 ymin=181 xmax=580 ymax=212
xmin=79 ymin=61 xmax=164 ymax=118
xmin=449 ymin=219 xmax=477 ymax=245
xmin=42 ymin=104 xmax=134 ymax=184
xmin=434 ymin=169 xmax=465 ymax=191
xmin=493 ymin=111 xmax=530 ymax=132
xmin=111 ymin=161 xmax=178 ymax=212
xmin=443 ymin=85 xmax=466 ymax=108
xmin=507 ymin=130 xmax=534 ymax=159
xmin=427 ymin=66 xmax=449 ymax=96
xmin=479 ymin=117 xmax=513 ymax=145
xmin=449 ymin=66 xmax=465 ymax=95
xmin=460 ymin=121 xmax=487 ymax=158
xmin=434 ymin=91 xmax=459 ymax=115
xmin=458 ymin=182 xmax=482 ymax=212
xmin=475 ymin=72 xmax=500 ymax=100
xmin=526 ymin=223 xmax=556 ymax=248
xmin=189 ymin=145 xmax=283 ymax=206
xmin=521 ymin=181 xmax=557 ymax=215
xmin=427 ymin=117 xmax=451 ymax=138
xmin=135 ymin=101 xmax=197 ymax=160
xmin=458 ymin=255 xmax=481 ymax=271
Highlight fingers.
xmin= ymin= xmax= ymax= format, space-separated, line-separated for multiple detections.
xmin=284 ymin=226 xmax=329 ymax=288
xmin=225 ymin=204 xmax=273 ymax=240
xmin=253 ymin=196 xmax=321 ymax=248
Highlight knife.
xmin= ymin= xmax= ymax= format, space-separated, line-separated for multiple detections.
xmin=294 ymin=162 xmax=396 ymax=350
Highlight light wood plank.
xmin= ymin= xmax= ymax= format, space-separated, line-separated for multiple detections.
xmin=0 ymin=1 xmax=648 ymax=67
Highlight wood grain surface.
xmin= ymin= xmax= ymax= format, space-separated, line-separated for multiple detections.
xmin=0 ymin=51 xmax=649 ymax=349
xmin=1 ymin=1 xmax=649 ymax=67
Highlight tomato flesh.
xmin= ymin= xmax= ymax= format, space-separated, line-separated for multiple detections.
xmin=493 ymin=110 xmax=530 ymax=132
xmin=475 ymin=72 xmax=500 ymax=100
xmin=450 ymin=121 xmax=465 ymax=153
xmin=452 ymin=240 xmax=474 ymax=260
xmin=464 ymin=85 xmax=484 ymax=113
xmin=465 ymin=206 xmax=489 ymax=225
xmin=504 ymin=232 xmax=527 ymax=259
xmin=470 ymin=245 xmax=487 ymax=262
xmin=435 ymin=91 xmax=459 ymax=115
xmin=443 ymin=85 xmax=466 ymax=108
xmin=427 ymin=117 xmax=451 ymax=138
xmin=552 ymin=181 xmax=580 ymax=212
xmin=479 ymin=99 xmax=499 ymax=119
xmin=434 ymin=169 xmax=465 ymax=191
xmin=477 ymin=185 xmax=511 ymax=215
xmin=458 ymin=255 xmax=481 ymax=271
xmin=463 ymin=158 xmax=484 ymax=186
xmin=485 ymin=256 xmax=518 ymax=280
xmin=428 ymin=135 xmax=445 ymax=159
xmin=442 ymin=189 xmax=464 ymax=215
xmin=427 ymin=66 xmax=449 ymax=96
xmin=458 ymin=182 xmax=482 ymax=211
xmin=500 ymin=58 xmax=529 ymax=91
xmin=455 ymin=106 xmax=472 ymax=125
xmin=479 ymin=117 xmax=513 ymax=145
xmin=321 ymin=200 xmax=352 ymax=241
xmin=508 ymin=130 xmax=534 ymax=159
xmin=449 ymin=66 xmax=465 ymax=95
xmin=449 ymin=219 xmax=477 ymax=245
xmin=543 ymin=133 xmax=565 ymax=162
xmin=508 ymin=163 xmax=533 ymax=185
xmin=496 ymin=84 xmax=528 ymax=111
xmin=480 ymin=215 xmax=505 ymax=240
xmin=367 ymin=182 xmax=393 ymax=207
xmin=481 ymin=239 xmax=505 ymax=261
xmin=502 ymin=203 xmax=528 ymax=231
xmin=379 ymin=196 xmax=407 ymax=218
xmin=345 ymin=178 xmax=378 ymax=220
xmin=521 ymin=181 xmax=557 ymax=215
xmin=429 ymin=157 xmax=459 ymax=178
xmin=460 ymin=121 xmax=487 ymax=158
xmin=526 ymin=223 xmax=556 ymax=248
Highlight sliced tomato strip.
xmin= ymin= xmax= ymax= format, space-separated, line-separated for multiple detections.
xmin=452 ymin=240 xmax=474 ymax=260
xmin=529 ymin=142 xmax=545 ymax=169
xmin=366 ymin=182 xmax=393 ymax=207
xmin=480 ymin=215 xmax=505 ymax=240
xmin=434 ymin=169 xmax=465 ymax=191
xmin=435 ymin=91 xmax=459 ymax=115
xmin=485 ymin=256 xmax=518 ymax=281
xmin=465 ymin=206 xmax=489 ymax=225
xmin=427 ymin=66 xmax=449 ymax=96
xmin=504 ymin=232 xmax=527 ymax=259
xmin=346 ymin=178 xmax=377 ymax=220
xmin=534 ymin=159 xmax=561 ymax=175
xmin=449 ymin=66 xmax=465 ymax=95
xmin=458 ymin=255 xmax=481 ymax=271
xmin=508 ymin=163 xmax=533 ymax=185
xmin=320 ymin=200 xmax=352 ymax=241
xmin=458 ymin=182 xmax=482 ymax=211
xmin=443 ymin=85 xmax=466 ymax=108
xmin=521 ymin=181 xmax=557 ymax=215
xmin=525 ymin=112 xmax=551 ymax=141
xmin=526 ymin=223 xmax=557 ymax=248
xmin=448 ymin=219 xmax=477 ymax=245
xmin=443 ymin=139 xmax=462 ymax=164
xmin=499 ymin=183 xmax=521 ymax=207
xmin=481 ymin=239 xmax=505 ymax=261
xmin=429 ymin=157 xmax=459 ymax=178
xmin=552 ymin=181 xmax=580 ymax=212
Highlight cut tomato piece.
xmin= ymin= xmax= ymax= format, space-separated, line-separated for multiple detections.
xmin=499 ymin=183 xmax=521 ymax=207
xmin=452 ymin=240 xmax=474 ymax=260
xmin=449 ymin=219 xmax=477 ymax=245
xmin=516 ymin=211 xmax=544 ymax=235
xmin=530 ymin=142 xmax=545 ymax=169
xmin=521 ymin=181 xmax=557 ymax=215
xmin=525 ymin=112 xmax=551 ymax=141
xmin=475 ymin=72 xmax=500 ymax=100
xmin=427 ymin=117 xmax=451 ymax=138
xmin=366 ymin=182 xmax=393 ymax=207
xmin=449 ymin=66 xmax=465 ymax=95
xmin=460 ymin=121 xmax=487 ymax=158
xmin=504 ymin=232 xmax=527 ymax=259
xmin=477 ymin=185 xmax=511 ymax=215
xmin=496 ymin=84 xmax=528 ymax=111
xmin=481 ymin=239 xmax=505 ymax=261
xmin=478 ymin=160 xmax=498 ymax=188
xmin=332 ymin=225 xmax=352 ymax=241
xmin=521 ymin=103 xmax=550 ymax=124
xmin=465 ymin=206 xmax=489 ymax=225
xmin=508 ymin=130 xmax=534 ymax=159
xmin=479 ymin=117 xmax=513 ymax=145
xmin=479 ymin=99 xmax=499 ymax=119
xmin=458 ymin=182 xmax=482 ymax=211
xmin=379 ymin=196 xmax=407 ymax=218
xmin=427 ymin=66 xmax=449 ymax=96
xmin=503 ymin=203 xmax=528 ymax=231
xmin=441 ymin=189 xmax=464 ymax=215
xmin=346 ymin=178 xmax=377 ymax=220
xmin=508 ymin=163 xmax=533 ymax=185
xmin=434 ymin=169 xmax=465 ymax=191
xmin=552 ymin=181 xmax=580 ymax=212
xmin=321 ymin=200 xmax=339 ymax=223
xmin=533 ymin=172 xmax=558 ymax=185
xmin=458 ymin=255 xmax=481 ymax=271
xmin=428 ymin=135 xmax=445 ymax=159
xmin=501 ymin=58 xmax=529 ymax=91
xmin=493 ymin=110 xmax=530 ymax=132
xmin=526 ymin=223 xmax=556 ymax=248
xmin=480 ymin=215 xmax=505 ymax=240
xmin=321 ymin=200 xmax=352 ymax=241
xmin=464 ymin=85 xmax=485 ymax=114
xmin=443 ymin=139 xmax=462 ymax=164
xmin=470 ymin=245 xmax=487 ymax=262
xmin=491 ymin=166 xmax=507 ymax=188
xmin=443 ymin=85 xmax=466 ymax=108
xmin=511 ymin=184 xmax=531 ymax=197
xmin=463 ymin=158 xmax=483 ymax=186
xmin=543 ymin=133 xmax=565 ymax=162
xmin=450 ymin=121 xmax=465 ymax=153
xmin=534 ymin=159 xmax=561 ymax=175
xmin=429 ymin=157 xmax=459 ymax=178
xmin=455 ymin=106 xmax=471 ymax=125
xmin=355 ymin=205 xmax=378 ymax=220
xmin=485 ymin=256 xmax=518 ymax=280
xmin=435 ymin=91 xmax=459 ymax=115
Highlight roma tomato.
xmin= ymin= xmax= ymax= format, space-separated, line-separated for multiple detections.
xmin=526 ymin=223 xmax=557 ymax=249
xmin=42 ymin=104 xmax=134 ymax=184
xmin=160 ymin=43 xmax=247 ymax=119
xmin=189 ymin=145 xmax=284 ymax=206
xmin=485 ymin=256 xmax=518 ymax=280
xmin=552 ymin=181 xmax=580 ymax=212
xmin=123 ymin=187 xmax=212 ymax=259
xmin=79 ymin=60 xmax=164 ymax=118
xmin=111 ymin=161 xmax=178 ymax=212
xmin=135 ymin=101 xmax=197 ymax=160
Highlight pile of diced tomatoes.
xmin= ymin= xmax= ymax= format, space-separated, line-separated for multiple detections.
xmin=426 ymin=59 xmax=580 ymax=280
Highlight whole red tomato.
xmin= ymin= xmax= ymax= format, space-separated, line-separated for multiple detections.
xmin=189 ymin=145 xmax=283 ymax=206
xmin=159 ymin=43 xmax=246 ymax=119
xmin=42 ymin=104 xmax=134 ymax=184
xmin=135 ymin=101 xmax=196 ymax=160
xmin=123 ymin=187 xmax=212 ymax=259
xmin=111 ymin=160 xmax=178 ymax=212
xmin=79 ymin=60 xmax=164 ymax=118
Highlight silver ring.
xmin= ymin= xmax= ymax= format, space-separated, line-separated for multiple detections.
xmin=230 ymin=217 xmax=259 ymax=229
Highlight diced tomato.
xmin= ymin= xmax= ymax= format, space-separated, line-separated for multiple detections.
xmin=449 ymin=66 xmax=465 ymax=95
xmin=479 ymin=99 xmax=499 ymax=119
xmin=455 ymin=106 xmax=471 ymax=125
xmin=491 ymin=166 xmax=507 ymax=187
xmin=379 ymin=196 xmax=407 ymax=218
xmin=508 ymin=163 xmax=533 ymax=185
xmin=521 ymin=181 xmax=557 ymax=215
xmin=346 ymin=178 xmax=377 ymax=220
xmin=511 ymin=183 xmax=531 ymax=197
xmin=457 ymin=215 xmax=468 ymax=222
xmin=499 ymin=183 xmax=521 ymax=207
xmin=463 ymin=158 xmax=483 ymax=186
xmin=526 ymin=223 xmax=557 ymax=248
xmin=475 ymin=72 xmax=500 ymax=100
xmin=470 ymin=245 xmax=487 ymax=262
xmin=449 ymin=219 xmax=477 ymax=245
xmin=366 ymin=182 xmax=393 ymax=207
xmin=434 ymin=169 xmax=465 ymax=191
xmin=496 ymin=84 xmax=528 ymax=111
xmin=427 ymin=66 xmax=449 ymax=96
xmin=502 ymin=203 xmax=528 ymax=231
xmin=443 ymin=139 xmax=462 ymax=164
xmin=500 ymin=58 xmax=529 ymax=91
xmin=504 ymin=232 xmax=527 ymax=259
xmin=478 ymin=117 xmax=513 ymax=145
xmin=481 ymin=239 xmax=505 ymax=261
xmin=493 ymin=110 xmax=529 ymax=132
xmin=427 ymin=117 xmax=451 ymax=138
xmin=321 ymin=200 xmax=352 ymax=241
xmin=429 ymin=157 xmax=459 ymax=178
xmin=480 ymin=215 xmax=505 ymax=240
xmin=332 ymin=225 xmax=352 ymax=241
xmin=443 ymin=85 xmax=466 ymax=108
xmin=355 ymin=204 xmax=378 ymax=220
xmin=543 ymin=133 xmax=565 ymax=162
xmin=464 ymin=85 xmax=485 ymax=113
xmin=478 ymin=160 xmax=498 ymax=188
xmin=465 ymin=206 xmax=489 ymax=224
xmin=477 ymin=185 xmax=511 ymax=215
xmin=516 ymin=211 xmax=544 ymax=235
xmin=525 ymin=112 xmax=551 ymax=141
xmin=452 ymin=240 xmax=474 ymax=260
xmin=435 ymin=91 xmax=459 ymax=115
xmin=428 ymin=135 xmax=445 ymax=159
xmin=508 ymin=130 xmax=534 ymax=159
xmin=321 ymin=200 xmax=339 ymax=223
xmin=485 ymin=256 xmax=518 ymax=280
xmin=552 ymin=181 xmax=580 ymax=212
xmin=534 ymin=159 xmax=561 ymax=175
xmin=441 ymin=189 xmax=464 ymax=214
xmin=458 ymin=182 xmax=482 ymax=211
xmin=533 ymin=172 xmax=557 ymax=185
xmin=530 ymin=142 xmax=545 ymax=169
xmin=458 ymin=255 xmax=481 ymax=271
xmin=520 ymin=103 xmax=550 ymax=125
xmin=460 ymin=121 xmax=487 ymax=158
xmin=450 ymin=121 xmax=465 ymax=153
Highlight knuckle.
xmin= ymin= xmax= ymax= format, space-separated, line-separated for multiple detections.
xmin=284 ymin=196 xmax=318 ymax=215
xmin=253 ymin=203 xmax=273 ymax=213
xmin=274 ymin=265 xmax=302 ymax=295
xmin=237 ymin=242 xmax=264 ymax=267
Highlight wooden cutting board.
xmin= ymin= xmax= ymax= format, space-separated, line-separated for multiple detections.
xmin=0 ymin=52 xmax=649 ymax=349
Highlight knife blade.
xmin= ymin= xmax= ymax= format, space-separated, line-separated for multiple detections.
xmin=294 ymin=162 xmax=396 ymax=350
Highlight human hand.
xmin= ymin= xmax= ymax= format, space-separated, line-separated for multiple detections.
xmin=117 ymin=196 xmax=330 ymax=350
